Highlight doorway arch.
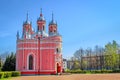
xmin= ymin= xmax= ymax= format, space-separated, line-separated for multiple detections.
xmin=57 ymin=63 xmax=61 ymax=73
xmin=28 ymin=55 xmax=33 ymax=70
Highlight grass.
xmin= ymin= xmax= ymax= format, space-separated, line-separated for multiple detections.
xmin=0 ymin=77 xmax=12 ymax=80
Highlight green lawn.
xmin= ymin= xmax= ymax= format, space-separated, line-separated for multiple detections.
xmin=0 ymin=78 xmax=12 ymax=80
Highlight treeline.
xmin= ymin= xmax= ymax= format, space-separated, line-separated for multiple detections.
xmin=70 ymin=40 xmax=120 ymax=70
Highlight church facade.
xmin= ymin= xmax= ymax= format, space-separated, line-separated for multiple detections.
xmin=16 ymin=10 xmax=63 ymax=75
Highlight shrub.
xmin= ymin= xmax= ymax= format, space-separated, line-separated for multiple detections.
xmin=91 ymin=70 xmax=101 ymax=73
xmin=0 ymin=72 xmax=4 ymax=79
xmin=0 ymin=71 xmax=20 ymax=79
xmin=11 ymin=71 xmax=21 ymax=77
xmin=101 ymin=70 xmax=112 ymax=73
xmin=3 ymin=72 xmax=12 ymax=78
xmin=65 ymin=69 xmax=117 ymax=74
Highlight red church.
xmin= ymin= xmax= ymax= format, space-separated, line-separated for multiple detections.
xmin=16 ymin=9 xmax=63 ymax=75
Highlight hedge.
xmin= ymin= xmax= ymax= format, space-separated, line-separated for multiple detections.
xmin=0 ymin=72 xmax=4 ymax=79
xmin=11 ymin=71 xmax=21 ymax=77
xmin=4 ymin=72 xmax=12 ymax=78
xmin=0 ymin=71 xmax=20 ymax=79
xmin=65 ymin=69 xmax=119 ymax=74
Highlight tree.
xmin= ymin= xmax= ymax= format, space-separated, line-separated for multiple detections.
xmin=74 ymin=48 xmax=84 ymax=70
xmin=84 ymin=48 xmax=92 ymax=70
xmin=2 ymin=52 xmax=16 ymax=71
xmin=105 ymin=40 xmax=119 ymax=70
xmin=0 ymin=56 xmax=3 ymax=71
xmin=72 ymin=60 xmax=80 ymax=70
xmin=94 ymin=45 xmax=105 ymax=70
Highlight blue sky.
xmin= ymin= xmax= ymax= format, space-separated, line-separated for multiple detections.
xmin=0 ymin=0 xmax=120 ymax=58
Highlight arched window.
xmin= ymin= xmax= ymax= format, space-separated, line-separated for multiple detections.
xmin=56 ymin=48 xmax=61 ymax=53
xmin=29 ymin=55 xmax=33 ymax=70
xmin=43 ymin=26 xmax=45 ymax=31
xmin=56 ymin=48 xmax=59 ymax=53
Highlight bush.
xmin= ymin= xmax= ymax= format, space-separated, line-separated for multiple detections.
xmin=11 ymin=71 xmax=21 ymax=77
xmin=3 ymin=72 xmax=12 ymax=78
xmin=65 ymin=70 xmax=115 ymax=74
xmin=91 ymin=70 xmax=101 ymax=73
xmin=0 ymin=72 xmax=4 ymax=79
xmin=0 ymin=71 xmax=20 ymax=79
xmin=101 ymin=70 xmax=112 ymax=73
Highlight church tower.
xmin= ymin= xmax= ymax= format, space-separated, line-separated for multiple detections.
xmin=22 ymin=13 xmax=33 ymax=39
xmin=49 ymin=13 xmax=58 ymax=36
xmin=37 ymin=9 xmax=47 ymax=38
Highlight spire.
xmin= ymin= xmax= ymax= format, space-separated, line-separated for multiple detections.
xmin=26 ymin=12 xmax=28 ymax=21
xmin=23 ymin=12 xmax=31 ymax=25
xmin=49 ymin=12 xmax=56 ymax=25
xmin=37 ymin=8 xmax=45 ymax=21
xmin=40 ymin=8 xmax=43 ymax=17
xmin=52 ymin=12 xmax=54 ymax=22
xmin=17 ymin=31 xmax=19 ymax=39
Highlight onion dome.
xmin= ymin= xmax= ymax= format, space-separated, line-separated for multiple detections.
xmin=49 ymin=13 xmax=57 ymax=25
xmin=37 ymin=8 xmax=45 ymax=21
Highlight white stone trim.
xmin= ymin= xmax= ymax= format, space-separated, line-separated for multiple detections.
xmin=37 ymin=40 xmax=38 ymax=71
xmin=21 ymin=70 xmax=36 ymax=72
xmin=18 ymin=48 xmax=38 ymax=50
xmin=18 ymin=47 xmax=56 ymax=50
xmin=21 ymin=70 xmax=55 ymax=72
xmin=16 ymin=51 xmax=18 ymax=70
xmin=39 ymin=40 xmax=41 ymax=70
xmin=22 ymin=42 xmax=24 ymax=70
xmin=27 ymin=53 xmax=36 ymax=71
xmin=17 ymin=41 xmax=61 ymax=44
xmin=17 ymin=42 xmax=38 ymax=44
xmin=40 ymin=70 xmax=55 ymax=71
xmin=40 ymin=42 xmax=61 ymax=44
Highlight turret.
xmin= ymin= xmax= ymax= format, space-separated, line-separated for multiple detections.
xmin=37 ymin=9 xmax=46 ymax=32
xmin=37 ymin=9 xmax=47 ymax=38
xmin=22 ymin=13 xmax=33 ymax=39
xmin=49 ymin=13 xmax=58 ymax=36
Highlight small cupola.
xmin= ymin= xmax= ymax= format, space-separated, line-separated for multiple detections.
xmin=49 ymin=13 xmax=58 ymax=36
xmin=23 ymin=13 xmax=31 ymax=25
xmin=49 ymin=13 xmax=57 ymax=26
xmin=37 ymin=8 xmax=45 ymax=21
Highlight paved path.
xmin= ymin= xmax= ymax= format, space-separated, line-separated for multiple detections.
xmin=11 ymin=73 xmax=120 ymax=80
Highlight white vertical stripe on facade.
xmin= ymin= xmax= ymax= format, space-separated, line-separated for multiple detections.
xmin=37 ymin=40 xmax=38 ymax=71
xmin=40 ymin=40 xmax=42 ymax=70
xmin=23 ymin=41 xmax=24 ymax=70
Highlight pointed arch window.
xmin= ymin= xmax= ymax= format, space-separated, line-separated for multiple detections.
xmin=29 ymin=55 xmax=33 ymax=70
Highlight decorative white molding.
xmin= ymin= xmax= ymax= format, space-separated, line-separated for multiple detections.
xmin=17 ymin=42 xmax=38 ymax=44
xmin=18 ymin=47 xmax=56 ymax=50
xmin=21 ymin=70 xmax=55 ymax=72
xmin=27 ymin=53 xmax=36 ymax=71
xmin=17 ymin=41 xmax=61 ymax=44
xmin=40 ymin=70 xmax=55 ymax=71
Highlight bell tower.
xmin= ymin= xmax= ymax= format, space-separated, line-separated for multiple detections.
xmin=49 ymin=13 xmax=58 ymax=36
